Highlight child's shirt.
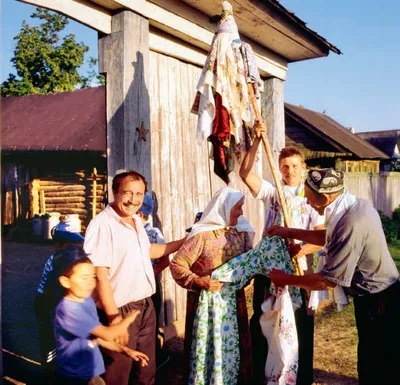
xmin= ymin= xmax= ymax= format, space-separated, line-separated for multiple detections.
xmin=54 ymin=296 xmax=105 ymax=380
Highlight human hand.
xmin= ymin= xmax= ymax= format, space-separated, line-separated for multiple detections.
xmin=198 ymin=276 xmax=224 ymax=292
xmin=287 ymin=242 xmax=304 ymax=260
xmin=121 ymin=347 xmax=149 ymax=367
xmin=268 ymin=268 xmax=289 ymax=287
xmin=264 ymin=225 xmax=290 ymax=239
xmin=254 ymin=120 xmax=266 ymax=138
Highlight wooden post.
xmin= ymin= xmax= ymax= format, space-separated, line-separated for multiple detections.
xmin=92 ymin=167 xmax=97 ymax=219
xmin=259 ymin=78 xmax=303 ymax=275
xmin=99 ymin=11 xmax=151 ymax=200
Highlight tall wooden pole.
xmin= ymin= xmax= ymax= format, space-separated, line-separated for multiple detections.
xmin=248 ymin=84 xmax=302 ymax=276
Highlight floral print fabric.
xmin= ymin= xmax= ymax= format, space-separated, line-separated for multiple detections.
xmin=188 ymin=236 xmax=301 ymax=385
xmin=260 ymin=287 xmax=298 ymax=385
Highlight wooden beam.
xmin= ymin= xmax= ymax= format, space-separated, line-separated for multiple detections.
xmin=19 ymin=0 xmax=112 ymax=34
xmin=99 ymin=11 xmax=151 ymax=197
xmin=123 ymin=0 xmax=288 ymax=79
xmin=19 ymin=0 xmax=287 ymax=79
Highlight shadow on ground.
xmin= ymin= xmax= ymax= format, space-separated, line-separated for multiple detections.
xmin=313 ymin=368 xmax=358 ymax=385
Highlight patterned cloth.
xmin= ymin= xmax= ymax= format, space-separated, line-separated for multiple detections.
xmin=186 ymin=236 xmax=301 ymax=385
xmin=37 ymin=254 xmax=56 ymax=294
xmin=260 ymin=287 xmax=298 ymax=385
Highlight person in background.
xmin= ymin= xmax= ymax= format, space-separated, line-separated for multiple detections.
xmin=239 ymin=120 xmax=324 ymax=385
xmin=33 ymin=220 xmax=85 ymax=383
xmin=137 ymin=193 xmax=170 ymax=370
xmin=84 ymin=170 xmax=187 ymax=385
xmin=267 ymin=168 xmax=400 ymax=385
xmin=53 ymin=246 xmax=149 ymax=385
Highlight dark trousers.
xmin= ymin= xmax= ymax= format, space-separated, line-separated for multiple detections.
xmin=98 ymin=297 xmax=156 ymax=385
xmin=33 ymin=293 xmax=57 ymax=383
xmin=294 ymin=290 xmax=314 ymax=385
xmin=354 ymin=281 xmax=400 ymax=385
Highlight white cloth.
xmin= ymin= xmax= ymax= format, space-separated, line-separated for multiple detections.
xmin=308 ymin=190 xmax=356 ymax=311
xmin=84 ymin=205 xmax=155 ymax=308
xmin=187 ymin=187 xmax=255 ymax=242
xmin=260 ymin=287 xmax=299 ymax=385
xmin=308 ymin=251 xmax=350 ymax=312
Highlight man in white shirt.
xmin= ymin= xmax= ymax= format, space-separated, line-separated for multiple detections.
xmin=84 ymin=171 xmax=186 ymax=385
xmin=239 ymin=121 xmax=324 ymax=385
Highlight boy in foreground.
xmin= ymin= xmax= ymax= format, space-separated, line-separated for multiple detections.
xmin=54 ymin=247 xmax=148 ymax=385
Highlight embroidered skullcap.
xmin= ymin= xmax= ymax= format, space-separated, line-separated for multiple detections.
xmin=305 ymin=168 xmax=344 ymax=194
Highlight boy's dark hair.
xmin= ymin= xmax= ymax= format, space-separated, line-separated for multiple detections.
xmin=278 ymin=146 xmax=305 ymax=164
xmin=53 ymin=244 xmax=92 ymax=278
xmin=112 ymin=171 xmax=148 ymax=195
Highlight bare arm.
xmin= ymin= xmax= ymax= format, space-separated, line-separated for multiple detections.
xmin=95 ymin=267 xmax=120 ymax=321
xmin=266 ymin=226 xmax=326 ymax=247
xmin=239 ymin=120 xmax=267 ymax=197
xmin=90 ymin=309 xmax=138 ymax=342
xmin=269 ymin=269 xmax=336 ymax=291
xmin=150 ymin=236 xmax=187 ymax=259
xmin=97 ymin=339 xmax=149 ymax=366
xmin=153 ymin=255 xmax=170 ymax=276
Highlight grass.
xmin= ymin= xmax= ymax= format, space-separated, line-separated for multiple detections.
xmin=388 ymin=240 xmax=400 ymax=272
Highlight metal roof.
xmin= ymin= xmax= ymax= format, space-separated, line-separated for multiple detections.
xmin=285 ymin=103 xmax=389 ymax=159
xmin=357 ymin=130 xmax=400 ymax=158
xmin=1 ymin=86 xmax=106 ymax=152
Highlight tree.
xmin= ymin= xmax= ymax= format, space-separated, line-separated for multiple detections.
xmin=1 ymin=8 xmax=104 ymax=97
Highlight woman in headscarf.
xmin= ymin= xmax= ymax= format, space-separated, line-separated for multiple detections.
xmin=170 ymin=187 xmax=255 ymax=384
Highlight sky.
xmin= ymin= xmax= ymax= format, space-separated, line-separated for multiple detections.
xmin=1 ymin=0 xmax=399 ymax=133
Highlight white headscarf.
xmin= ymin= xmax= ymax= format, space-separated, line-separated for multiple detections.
xmin=188 ymin=187 xmax=255 ymax=242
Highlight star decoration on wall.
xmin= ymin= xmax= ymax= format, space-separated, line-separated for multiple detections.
xmin=137 ymin=122 xmax=149 ymax=142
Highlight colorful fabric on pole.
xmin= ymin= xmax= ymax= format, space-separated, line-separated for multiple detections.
xmin=188 ymin=236 xmax=302 ymax=385
xmin=191 ymin=1 xmax=260 ymax=183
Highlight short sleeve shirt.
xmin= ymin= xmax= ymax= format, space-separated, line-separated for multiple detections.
xmin=256 ymin=179 xmax=324 ymax=230
xmin=321 ymin=199 xmax=399 ymax=296
xmin=84 ymin=205 xmax=156 ymax=308
xmin=54 ymin=297 xmax=104 ymax=380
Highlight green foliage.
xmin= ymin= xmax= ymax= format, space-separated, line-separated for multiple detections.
xmin=388 ymin=241 xmax=400 ymax=273
xmin=378 ymin=210 xmax=398 ymax=244
xmin=392 ymin=205 xmax=400 ymax=238
xmin=1 ymin=8 xmax=103 ymax=97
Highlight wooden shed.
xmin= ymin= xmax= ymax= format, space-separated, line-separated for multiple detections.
xmin=1 ymin=87 xmax=107 ymax=232
xmin=357 ymin=130 xmax=400 ymax=172
xmin=285 ymin=103 xmax=388 ymax=172
xmin=16 ymin=0 xmax=340 ymax=328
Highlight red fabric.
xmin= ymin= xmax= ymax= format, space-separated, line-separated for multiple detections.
xmin=209 ymin=93 xmax=231 ymax=183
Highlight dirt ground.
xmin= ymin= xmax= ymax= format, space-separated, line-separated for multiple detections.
xmin=2 ymin=241 xmax=358 ymax=385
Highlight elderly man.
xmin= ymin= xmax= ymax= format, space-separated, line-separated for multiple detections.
xmin=240 ymin=121 xmax=324 ymax=385
xmin=267 ymin=168 xmax=400 ymax=385
xmin=84 ymin=171 xmax=186 ymax=385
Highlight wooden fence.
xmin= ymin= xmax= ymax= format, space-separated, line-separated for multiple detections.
xmin=344 ymin=172 xmax=400 ymax=217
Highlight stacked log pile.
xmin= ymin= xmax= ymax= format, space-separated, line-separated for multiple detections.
xmin=32 ymin=171 xmax=107 ymax=232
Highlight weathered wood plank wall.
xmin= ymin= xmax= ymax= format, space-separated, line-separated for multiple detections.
xmin=149 ymin=51 xmax=266 ymax=325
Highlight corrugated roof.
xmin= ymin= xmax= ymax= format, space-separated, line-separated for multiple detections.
xmin=1 ymin=86 xmax=106 ymax=152
xmin=357 ymin=130 xmax=400 ymax=158
xmin=285 ymin=103 xmax=389 ymax=159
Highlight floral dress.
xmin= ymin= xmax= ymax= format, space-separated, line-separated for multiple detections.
xmin=170 ymin=228 xmax=253 ymax=385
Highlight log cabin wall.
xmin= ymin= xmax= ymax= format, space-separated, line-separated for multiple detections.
xmin=1 ymin=152 xmax=106 ymax=231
